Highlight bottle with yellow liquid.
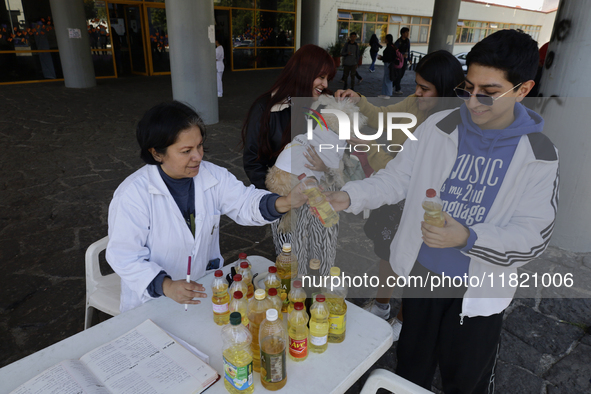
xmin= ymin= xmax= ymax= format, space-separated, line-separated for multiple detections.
xmin=229 ymin=291 xmax=249 ymax=328
xmin=276 ymin=243 xmax=298 ymax=313
xmin=222 ymin=312 xmax=254 ymax=394
xmin=298 ymin=173 xmax=339 ymax=227
xmin=304 ymin=259 xmax=323 ymax=323
xmin=212 ymin=270 xmax=230 ymax=326
xmin=267 ymin=288 xmax=283 ymax=321
xmin=326 ymin=267 xmax=347 ymax=343
xmin=264 ymin=266 xmax=281 ymax=293
xmin=287 ymin=280 xmax=307 ymax=316
xmin=247 ymin=289 xmax=272 ymax=373
xmin=259 ymin=309 xmax=287 ymax=390
xmin=309 ymin=294 xmax=330 ymax=354
xmin=423 ymin=188 xmax=445 ymax=227
xmin=229 ymin=274 xmax=248 ymax=300
xmin=238 ymin=261 xmax=254 ymax=299
xmin=288 ymin=302 xmax=309 ymax=362
xmin=235 ymin=252 xmax=251 ymax=270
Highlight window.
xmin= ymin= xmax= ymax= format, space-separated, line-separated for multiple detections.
xmin=337 ymin=10 xmax=431 ymax=44
xmin=456 ymin=20 xmax=542 ymax=43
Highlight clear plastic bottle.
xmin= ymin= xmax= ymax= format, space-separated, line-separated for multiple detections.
xmin=309 ymin=294 xmax=330 ymax=354
xmin=235 ymin=252 xmax=251 ymax=270
xmin=229 ymin=290 xmax=249 ymax=328
xmin=326 ymin=267 xmax=348 ymax=343
xmin=222 ymin=312 xmax=254 ymax=394
xmin=288 ymin=302 xmax=309 ymax=362
xmin=229 ymin=274 xmax=248 ymax=301
xmin=259 ymin=309 xmax=287 ymax=390
xmin=423 ymin=188 xmax=445 ymax=227
xmin=298 ymin=173 xmax=339 ymax=227
xmin=267 ymin=288 xmax=283 ymax=321
xmin=264 ymin=266 xmax=281 ymax=293
xmin=287 ymin=280 xmax=307 ymax=316
xmin=238 ymin=261 xmax=254 ymax=299
xmin=247 ymin=289 xmax=272 ymax=373
xmin=212 ymin=270 xmax=230 ymax=326
xmin=276 ymin=243 xmax=298 ymax=313
xmin=304 ymin=259 xmax=323 ymax=321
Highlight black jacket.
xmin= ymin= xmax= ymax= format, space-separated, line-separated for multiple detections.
xmin=381 ymin=43 xmax=396 ymax=63
xmin=243 ymin=96 xmax=291 ymax=189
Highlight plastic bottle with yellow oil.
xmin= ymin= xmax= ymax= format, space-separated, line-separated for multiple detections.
xmin=222 ymin=312 xmax=254 ymax=394
xmin=326 ymin=267 xmax=348 ymax=343
xmin=212 ymin=270 xmax=230 ymax=326
xmin=287 ymin=280 xmax=307 ymax=316
xmin=288 ymin=302 xmax=309 ymax=362
xmin=304 ymin=259 xmax=323 ymax=323
xmin=309 ymin=294 xmax=330 ymax=354
xmin=238 ymin=261 xmax=254 ymax=299
xmin=259 ymin=309 xmax=287 ymax=390
xmin=275 ymin=243 xmax=298 ymax=313
xmin=423 ymin=188 xmax=445 ymax=227
xmin=247 ymin=289 xmax=272 ymax=373
xmin=229 ymin=274 xmax=248 ymax=300
xmin=229 ymin=290 xmax=249 ymax=328
xmin=264 ymin=266 xmax=281 ymax=293
xmin=267 ymin=287 xmax=283 ymax=321
xmin=298 ymin=173 xmax=339 ymax=227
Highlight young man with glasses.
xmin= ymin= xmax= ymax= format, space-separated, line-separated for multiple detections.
xmin=326 ymin=30 xmax=559 ymax=392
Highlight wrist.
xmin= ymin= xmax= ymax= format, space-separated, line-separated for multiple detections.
xmin=275 ymin=195 xmax=291 ymax=213
xmin=162 ymin=277 xmax=172 ymax=297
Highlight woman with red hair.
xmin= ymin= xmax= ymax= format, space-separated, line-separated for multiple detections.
xmin=241 ymin=44 xmax=338 ymax=270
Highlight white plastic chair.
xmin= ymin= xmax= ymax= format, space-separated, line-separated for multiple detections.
xmin=84 ymin=236 xmax=121 ymax=329
xmin=360 ymin=369 xmax=433 ymax=394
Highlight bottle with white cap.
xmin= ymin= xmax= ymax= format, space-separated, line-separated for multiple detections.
xmin=259 ymin=308 xmax=287 ymax=390
xmin=247 ymin=289 xmax=272 ymax=373
xmin=275 ymin=243 xmax=298 ymax=313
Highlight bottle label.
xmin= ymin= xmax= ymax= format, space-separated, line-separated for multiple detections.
xmin=213 ymin=302 xmax=229 ymax=314
xmin=289 ymin=337 xmax=308 ymax=358
xmin=260 ymin=350 xmax=286 ymax=383
xmin=329 ymin=314 xmax=346 ymax=334
xmin=223 ymin=357 xmax=253 ymax=391
xmin=310 ymin=334 xmax=327 ymax=346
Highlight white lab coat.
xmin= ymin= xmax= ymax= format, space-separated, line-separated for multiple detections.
xmin=215 ymin=44 xmax=225 ymax=72
xmin=107 ymin=161 xmax=273 ymax=312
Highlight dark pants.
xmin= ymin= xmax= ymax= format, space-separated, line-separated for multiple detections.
xmin=396 ymin=263 xmax=504 ymax=393
xmin=393 ymin=60 xmax=407 ymax=91
xmin=343 ymin=65 xmax=358 ymax=90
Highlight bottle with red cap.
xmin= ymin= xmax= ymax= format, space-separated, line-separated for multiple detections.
xmin=267 ymin=288 xmax=283 ymax=320
xmin=238 ymin=261 xmax=254 ymax=299
xmin=264 ymin=266 xmax=281 ymax=294
xmin=288 ymin=302 xmax=309 ymax=362
xmin=212 ymin=270 xmax=230 ymax=326
xmin=423 ymin=188 xmax=445 ymax=228
xmin=229 ymin=274 xmax=248 ymax=301
xmin=309 ymin=294 xmax=330 ymax=353
xmin=298 ymin=173 xmax=339 ymax=227
xmin=287 ymin=280 xmax=307 ymax=316
xmin=235 ymin=252 xmax=251 ymax=270
xmin=229 ymin=290 xmax=250 ymax=328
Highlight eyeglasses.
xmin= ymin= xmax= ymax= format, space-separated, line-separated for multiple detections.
xmin=454 ymin=82 xmax=522 ymax=106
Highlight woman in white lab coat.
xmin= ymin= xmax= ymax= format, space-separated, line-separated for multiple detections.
xmin=107 ymin=101 xmax=305 ymax=312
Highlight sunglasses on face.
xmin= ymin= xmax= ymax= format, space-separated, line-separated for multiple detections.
xmin=454 ymin=82 xmax=523 ymax=106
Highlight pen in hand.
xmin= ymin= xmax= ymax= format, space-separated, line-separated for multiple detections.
xmin=185 ymin=256 xmax=191 ymax=311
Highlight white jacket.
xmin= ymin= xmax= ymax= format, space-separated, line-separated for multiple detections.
xmin=107 ymin=162 xmax=273 ymax=312
xmin=342 ymin=109 xmax=559 ymax=318
xmin=216 ymin=45 xmax=224 ymax=72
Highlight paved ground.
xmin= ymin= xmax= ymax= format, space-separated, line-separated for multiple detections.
xmin=1 ymin=64 xmax=590 ymax=393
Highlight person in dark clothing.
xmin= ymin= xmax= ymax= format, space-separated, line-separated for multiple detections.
xmin=393 ymin=27 xmax=411 ymax=95
xmin=378 ymin=34 xmax=396 ymax=96
xmin=341 ymin=32 xmax=360 ymax=90
xmin=369 ymin=33 xmax=382 ymax=72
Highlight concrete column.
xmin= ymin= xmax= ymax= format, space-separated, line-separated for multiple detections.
xmin=535 ymin=0 xmax=591 ymax=252
xmin=49 ymin=0 xmax=96 ymax=88
xmin=165 ymin=0 xmax=218 ymax=125
xmin=427 ymin=0 xmax=462 ymax=54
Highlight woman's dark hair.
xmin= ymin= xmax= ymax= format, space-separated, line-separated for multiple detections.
xmin=466 ymin=29 xmax=539 ymax=87
xmin=137 ymin=101 xmax=206 ymax=165
xmin=240 ymin=44 xmax=336 ymax=160
xmin=369 ymin=34 xmax=379 ymax=46
xmin=385 ymin=34 xmax=393 ymax=45
xmin=415 ymin=50 xmax=465 ymax=98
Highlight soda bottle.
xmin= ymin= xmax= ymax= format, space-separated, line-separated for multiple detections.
xmin=264 ymin=266 xmax=281 ymax=293
xmin=298 ymin=173 xmax=339 ymax=227
xmin=309 ymin=294 xmax=330 ymax=354
xmin=288 ymin=302 xmax=309 ymax=362
xmin=267 ymin=288 xmax=283 ymax=321
xmin=287 ymin=280 xmax=307 ymax=316
xmin=423 ymin=188 xmax=445 ymax=227
xmin=238 ymin=261 xmax=254 ymax=299
xmin=259 ymin=309 xmax=287 ymax=390
xmin=229 ymin=274 xmax=248 ymax=300
xmin=222 ymin=312 xmax=254 ymax=394
xmin=304 ymin=259 xmax=323 ymax=321
xmin=212 ymin=270 xmax=230 ymax=326
xmin=276 ymin=243 xmax=298 ymax=313
xmin=247 ymin=289 xmax=272 ymax=373
xmin=235 ymin=252 xmax=251 ymax=270
xmin=229 ymin=290 xmax=249 ymax=328
xmin=326 ymin=267 xmax=348 ymax=343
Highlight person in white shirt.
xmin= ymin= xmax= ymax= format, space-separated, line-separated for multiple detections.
xmin=215 ymin=39 xmax=225 ymax=98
